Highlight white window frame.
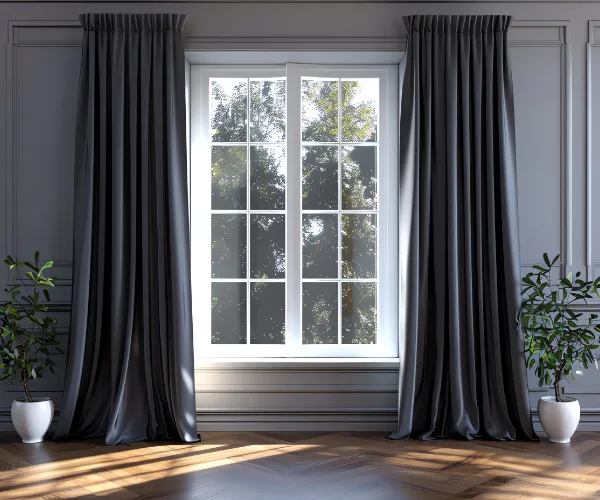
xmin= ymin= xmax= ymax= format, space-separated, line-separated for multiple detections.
xmin=190 ymin=62 xmax=398 ymax=359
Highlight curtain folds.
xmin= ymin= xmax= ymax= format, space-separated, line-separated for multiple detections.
xmin=393 ymin=15 xmax=537 ymax=440
xmin=53 ymin=13 xmax=199 ymax=445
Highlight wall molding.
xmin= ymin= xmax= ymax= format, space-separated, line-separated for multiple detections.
xmin=0 ymin=408 xmax=397 ymax=432
xmin=563 ymin=387 xmax=600 ymax=394
xmin=531 ymin=410 xmax=600 ymax=432
xmin=195 ymin=409 xmax=397 ymax=431
xmin=5 ymin=407 xmax=600 ymax=433
xmin=195 ymin=385 xmax=397 ymax=394
xmin=184 ymin=36 xmax=406 ymax=51
xmin=511 ymin=21 xmax=572 ymax=276
xmin=45 ymin=301 xmax=72 ymax=313
xmin=529 ymin=386 xmax=600 ymax=394
xmin=195 ymin=361 xmax=399 ymax=371
xmin=5 ymin=20 xmax=81 ymax=287
xmin=588 ymin=22 xmax=600 ymax=281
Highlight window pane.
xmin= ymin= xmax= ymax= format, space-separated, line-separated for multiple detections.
xmin=342 ymin=214 xmax=377 ymax=279
xmin=250 ymin=146 xmax=285 ymax=210
xmin=212 ymin=214 xmax=247 ymax=279
xmin=341 ymin=79 xmax=378 ymax=143
xmin=211 ymin=78 xmax=247 ymax=142
xmin=342 ymin=146 xmax=377 ymax=210
xmin=251 ymin=215 xmax=285 ymax=279
xmin=212 ymin=282 xmax=247 ymax=344
xmin=302 ymin=79 xmax=338 ymax=142
xmin=303 ymin=282 xmax=338 ymax=344
xmin=212 ymin=146 xmax=247 ymax=210
xmin=302 ymin=146 xmax=338 ymax=210
xmin=251 ymin=283 xmax=285 ymax=344
xmin=303 ymin=214 xmax=338 ymax=279
xmin=250 ymin=79 xmax=286 ymax=143
xmin=342 ymin=283 xmax=376 ymax=344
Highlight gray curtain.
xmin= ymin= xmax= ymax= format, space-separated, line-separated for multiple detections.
xmin=393 ymin=15 xmax=537 ymax=440
xmin=53 ymin=14 xmax=199 ymax=445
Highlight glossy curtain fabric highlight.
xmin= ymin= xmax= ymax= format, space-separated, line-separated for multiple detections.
xmin=54 ymin=14 xmax=199 ymax=445
xmin=393 ymin=15 xmax=537 ymax=440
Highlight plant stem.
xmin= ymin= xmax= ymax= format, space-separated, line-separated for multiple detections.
xmin=554 ymin=376 xmax=561 ymax=403
xmin=14 ymin=265 xmax=35 ymax=303
xmin=23 ymin=378 xmax=33 ymax=403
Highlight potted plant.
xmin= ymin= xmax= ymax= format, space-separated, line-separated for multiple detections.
xmin=521 ymin=253 xmax=600 ymax=443
xmin=0 ymin=252 xmax=62 ymax=443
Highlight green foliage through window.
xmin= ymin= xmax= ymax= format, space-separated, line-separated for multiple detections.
xmin=209 ymin=74 xmax=380 ymax=346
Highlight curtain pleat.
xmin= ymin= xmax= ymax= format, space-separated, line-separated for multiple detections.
xmin=54 ymin=13 xmax=199 ymax=445
xmin=393 ymin=15 xmax=537 ymax=440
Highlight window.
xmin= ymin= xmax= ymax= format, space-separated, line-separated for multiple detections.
xmin=190 ymin=63 xmax=398 ymax=358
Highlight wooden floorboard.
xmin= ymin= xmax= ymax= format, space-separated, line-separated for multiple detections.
xmin=0 ymin=431 xmax=599 ymax=499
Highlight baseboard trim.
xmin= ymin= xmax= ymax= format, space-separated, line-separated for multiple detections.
xmin=3 ymin=408 xmax=600 ymax=433
xmin=0 ymin=408 xmax=398 ymax=432
xmin=195 ymin=408 xmax=397 ymax=431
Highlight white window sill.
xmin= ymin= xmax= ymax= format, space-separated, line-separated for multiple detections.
xmin=195 ymin=358 xmax=400 ymax=370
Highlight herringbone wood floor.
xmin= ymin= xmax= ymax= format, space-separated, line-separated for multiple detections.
xmin=0 ymin=431 xmax=600 ymax=499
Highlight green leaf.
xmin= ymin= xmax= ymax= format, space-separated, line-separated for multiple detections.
xmin=1 ymin=251 xmax=64 ymax=382
xmin=543 ymin=253 xmax=552 ymax=267
xmin=39 ymin=261 xmax=53 ymax=272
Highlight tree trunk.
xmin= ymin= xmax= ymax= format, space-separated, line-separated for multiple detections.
xmin=23 ymin=379 xmax=33 ymax=403
xmin=554 ymin=377 xmax=561 ymax=402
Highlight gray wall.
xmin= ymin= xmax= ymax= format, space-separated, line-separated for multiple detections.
xmin=0 ymin=0 xmax=597 ymax=432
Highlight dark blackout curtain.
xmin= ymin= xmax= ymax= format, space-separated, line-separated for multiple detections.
xmin=393 ymin=15 xmax=537 ymax=440
xmin=53 ymin=14 xmax=199 ymax=445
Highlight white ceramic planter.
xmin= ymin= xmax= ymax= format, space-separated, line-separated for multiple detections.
xmin=11 ymin=397 xmax=54 ymax=444
xmin=537 ymin=396 xmax=580 ymax=443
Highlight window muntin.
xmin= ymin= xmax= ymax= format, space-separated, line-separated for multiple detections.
xmin=300 ymin=76 xmax=379 ymax=346
xmin=209 ymin=74 xmax=286 ymax=346
xmin=191 ymin=64 xmax=398 ymax=358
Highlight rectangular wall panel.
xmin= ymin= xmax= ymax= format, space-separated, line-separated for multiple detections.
xmin=14 ymin=45 xmax=79 ymax=266
xmin=511 ymin=43 xmax=564 ymax=265
xmin=589 ymin=24 xmax=600 ymax=278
